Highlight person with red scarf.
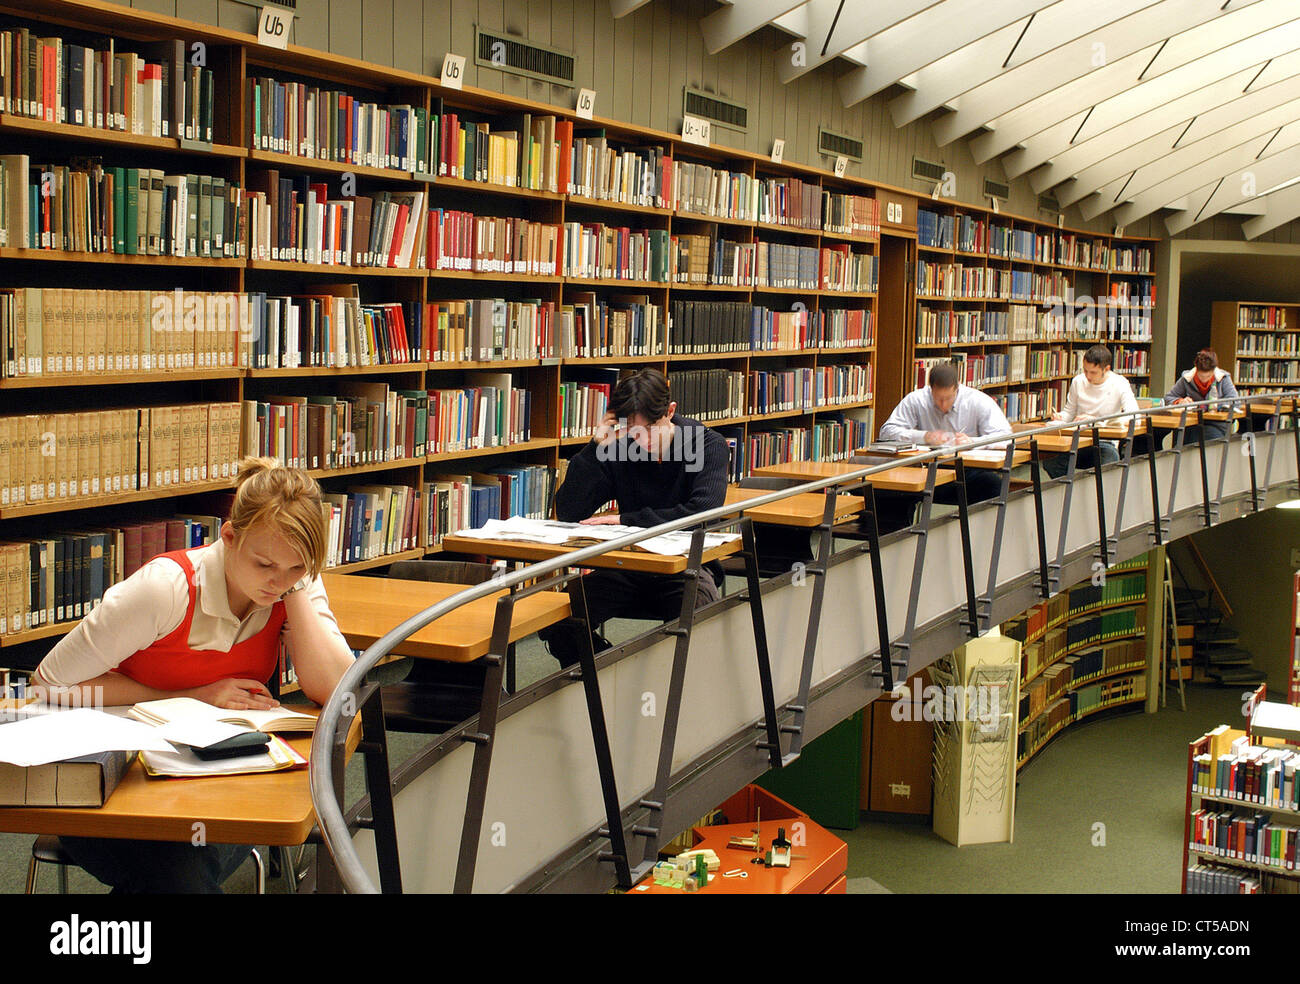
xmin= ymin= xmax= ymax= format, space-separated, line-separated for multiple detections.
xmin=1164 ymin=348 xmax=1240 ymax=442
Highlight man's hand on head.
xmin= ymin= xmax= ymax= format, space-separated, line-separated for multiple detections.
xmin=593 ymin=412 xmax=619 ymax=447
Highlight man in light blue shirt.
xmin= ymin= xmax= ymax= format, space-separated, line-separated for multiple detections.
xmin=873 ymin=363 xmax=1013 ymax=529
xmin=879 ymin=363 xmax=1013 ymax=447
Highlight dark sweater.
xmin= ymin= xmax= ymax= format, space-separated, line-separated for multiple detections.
xmin=555 ymin=415 xmax=729 ymax=528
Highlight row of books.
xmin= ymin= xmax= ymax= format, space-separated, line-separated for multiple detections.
xmin=248 ymin=77 xmax=434 ymax=174
xmin=916 ymin=260 xmax=993 ymax=299
xmin=1113 ymin=346 xmax=1149 ymax=376
xmin=1065 ymin=605 xmax=1146 ymax=647
xmin=0 ymin=32 xmax=213 ymax=141
xmin=672 ymin=161 xmax=759 ymax=222
xmin=988 ymin=225 xmax=1052 ymax=262
xmin=559 ymin=221 xmax=665 ymax=281
xmin=1070 ymin=672 xmax=1145 ymax=717
xmin=1019 ymin=640 xmax=1145 ymax=724
xmin=749 ymin=365 xmax=873 ymax=415
xmin=0 ymin=157 xmax=244 ymax=258
xmin=1104 ymin=281 xmax=1156 ymax=306
xmin=568 ymin=133 xmax=669 ymax=205
xmin=1184 ymin=863 xmax=1263 ymax=894
xmin=996 ymin=385 xmax=1067 ymax=423
xmin=1067 ymin=572 xmax=1148 ymax=614
xmin=715 ymin=414 xmax=872 ymax=482
xmin=1057 ymin=235 xmax=1111 ymax=270
xmin=822 ymin=192 xmax=879 ymax=239
xmin=1189 ymin=807 xmax=1299 ymax=871
xmin=666 ymin=301 xmax=874 ymax=354
xmin=755 ymin=176 xmax=823 ymax=231
xmin=559 ymin=378 xmax=613 ymax=439
xmin=0 ymin=404 xmax=240 ymax=507
xmin=0 ymin=518 xmax=223 ymax=636
xmin=435 ymin=209 xmax=560 ymax=275
xmin=557 ymin=292 xmax=659 ymax=359
xmin=1005 ymin=592 xmax=1071 ymax=645
xmin=321 ymin=485 xmax=423 ymax=565
xmin=667 ymin=368 xmax=746 ymax=422
xmin=1103 ymin=311 xmax=1153 ymax=342
xmin=917 ymin=209 xmax=954 ymax=250
xmin=247 ymin=173 xmax=426 ymax=269
xmin=1193 ymin=739 xmax=1300 ymax=809
xmin=438 ymin=111 xmax=569 ymax=194
xmin=1111 ymin=244 xmax=1154 ymax=274
xmin=1235 ymin=360 xmax=1300 ymax=384
xmin=912 ymin=353 xmax=1008 ymax=389
xmin=249 ymin=291 xmax=422 ymax=369
xmin=1237 ymin=306 xmax=1291 ymax=331
xmin=425 ymin=466 xmax=556 ymax=539
xmin=1237 ymin=331 xmax=1300 ymax=356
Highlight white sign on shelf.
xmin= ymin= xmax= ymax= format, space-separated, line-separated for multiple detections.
xmin=886 ymin=201 xmax=902 ymax=224
xmin=771 ymin=139 xmax=785 ymax=164
xmin=257 ymin=5 xmax=290 ymax=49
xmin=576 ymin=88 xmax=596 ymax=120
xmin=441 ymin=53 xmax=467 ymax=91
xmin=833 ymin=155 xmax=848 ymax=177
xmin=681 ymin=115 xmax=711 ymax=146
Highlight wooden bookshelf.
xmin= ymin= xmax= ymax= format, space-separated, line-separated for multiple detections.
xmin=1211 ymin=301 xmax=1300 ymax=397
xmin=1002 ymin=556 xmax=1154 ymax=771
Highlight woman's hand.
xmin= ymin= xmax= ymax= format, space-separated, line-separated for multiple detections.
xmin=188 ymin=678 xmax=279 ymax=710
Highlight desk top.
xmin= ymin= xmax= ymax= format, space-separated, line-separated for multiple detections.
xmin=724 ymin=487 xmax=863 ymax=528
xmin=0 ymin=713 xmax=360 ymax=846
xmin=878 ymin=447 xmax=1032 ymax=469
xmin=324 ymin=573 xmax=571 ymax=663
xmin=1249 ymin=399 xmax=1297 ymax=414
xmin=439 ymin=532 xmax=742 ymax=575
xmin=751 ymin=460 xmax=956 ymax=492
xmin=1011 ymin=424 xmax=1096 ymax=452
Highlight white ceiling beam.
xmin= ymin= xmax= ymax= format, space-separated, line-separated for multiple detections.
xmin=1108 ymin=125 xmax=1300 ymax=224
xmin=774 ymin=0 xmax=944 ymax=84
xmin=1164 ymin=154 xmax=1300 ymax=232
xmin=889 ymin=0 xmax=1164 ymax=128
xmin=1243 ymin=180 xmax=1300 ymax=237
xmin=1051 ymin=69 xmax=1300 ymax=206
xmin=1024 ymin=53 xmax=1300 ymax=190
xmin=978 ymin=5 xmax=1300 ymax=166
xmin=836 ymin=0 xmax=1060 ymax=107
xmin=1085 ymin=102 xmax=1300 ymax=215
xmin=928 ymin=0 xmax=1270 ymax=147
xmin=700 ymin=0 xmax=808 ymax=54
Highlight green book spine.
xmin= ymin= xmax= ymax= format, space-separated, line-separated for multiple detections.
xmin=111 ymin=166 xmax=125 ymax=253
xmin=123 ymin=167 xmax=138 ymax=255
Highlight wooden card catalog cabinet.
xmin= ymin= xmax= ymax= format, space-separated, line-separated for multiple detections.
xmin=877 ymin=190 xmax=917 ymax=234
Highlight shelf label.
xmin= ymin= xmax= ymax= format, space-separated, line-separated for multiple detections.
xmin=681 ymin=115 xmax=711 ymax=147
xmin=771 ymin=139 xmax=785 ymax=164
xmin=576 ymin=88 xmax=596 ymax=120
xmin=257 ymin=5 xmax=290 ymax=49
xmin=833 ymin=155 xmax=848 ymax=177
xmin=442 ymin=53 xmax=467 ymax=91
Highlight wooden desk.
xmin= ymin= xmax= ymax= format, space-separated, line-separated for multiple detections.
xmin=439 ymin=532 xmax=742 ymax=575
xmin=1148 ymin=409 xmax=1237 ymax=429
xmin=876 ymin=446 xmax=1032 ymax=469
xmin=724 ymin=487 xmax=863 ymax=528
xmin=1249 ymin=399 xmax=1297 ymax=414
xmin=0 ymin=714 xmax=360 ymax=846
xmin=1011 ymin=423 xmax=1095 ymax=453
xmin=751 ymin=459 xmax=956 ymax=493
xmin=323 ymin=573 xmax=572 ymax=663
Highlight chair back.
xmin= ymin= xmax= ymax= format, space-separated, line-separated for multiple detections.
xmin=737 ymin=476 xmax=802 ymax=492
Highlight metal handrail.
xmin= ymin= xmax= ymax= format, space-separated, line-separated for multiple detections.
xmin=308 ymin=390 xmax=1294 ymax=893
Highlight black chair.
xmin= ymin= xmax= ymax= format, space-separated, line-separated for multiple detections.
xmin=379 ymin=559 xmax=511 ymax=734
xmin=719 ymin=476 xmax=815 ymax=582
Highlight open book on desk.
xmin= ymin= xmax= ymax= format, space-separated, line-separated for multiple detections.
xmin=129 ymin=697 xmax=318 ymax=735
xmin=453 ymin=517 xmax=740 ymax=556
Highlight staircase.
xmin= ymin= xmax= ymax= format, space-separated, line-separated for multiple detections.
xmin=1170 ymin=582 xmax=1268 ymax=687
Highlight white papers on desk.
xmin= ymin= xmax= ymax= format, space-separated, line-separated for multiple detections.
xmin=454 ymin=516 xmax=740 ymax=557
xmin=0 ymin=708 xmax=175 ymax=767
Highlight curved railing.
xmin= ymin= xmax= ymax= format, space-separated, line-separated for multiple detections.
xmin=309 ymin=393 xmax=1300 ymax=893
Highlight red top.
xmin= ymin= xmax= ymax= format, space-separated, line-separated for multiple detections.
xmin=115 ymin=549 xmax=286 ymax=691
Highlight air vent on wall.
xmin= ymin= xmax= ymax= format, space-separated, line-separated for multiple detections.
xmin=229 ymin=0 xmax=296 ymax=8
xmin=818 ymin=127 xmax=863 ymax=162
xmin=913 ymin=157 xmax=946 ymax=182
xmin=475 ymin=27 xmax=575 ymax=88
xmin=683 ymin=88 xmax=748 ymax=133
xmin=1038 ymin=193 xmax=1061 ymax=213
xmin=984 ymin=178 xmax=1011 ymax=201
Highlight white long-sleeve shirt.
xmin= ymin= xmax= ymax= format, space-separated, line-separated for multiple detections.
xmin=878 ymin=385 xmax=1012 ymax=445
xmin=36 ymin=539 xmax=348 ymax=688
xmin=1057 ymin=371 xmax=1138 ymax=423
